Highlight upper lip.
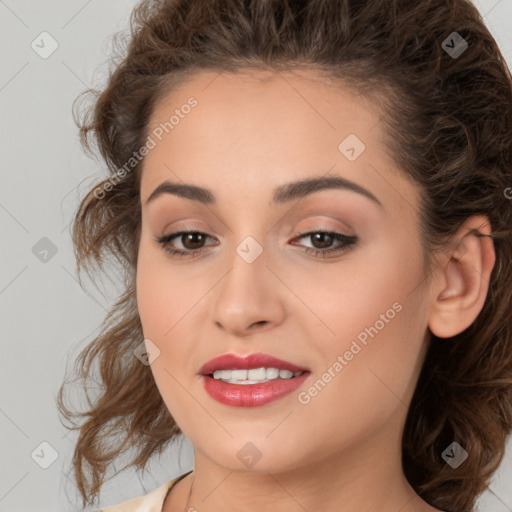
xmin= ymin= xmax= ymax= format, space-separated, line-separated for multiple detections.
xmin=199 ymin=353 xmax=310 ymax=375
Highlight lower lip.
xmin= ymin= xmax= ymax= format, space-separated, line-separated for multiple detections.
xmin=201 ymin=372 xmax=311 ymax=407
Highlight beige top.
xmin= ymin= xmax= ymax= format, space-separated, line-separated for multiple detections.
xmin=98 ymin=470 xmax=193 ymax=512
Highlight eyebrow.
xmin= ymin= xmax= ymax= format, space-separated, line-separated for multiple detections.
xmin=144 ymin=175 xmax=383 ymax=209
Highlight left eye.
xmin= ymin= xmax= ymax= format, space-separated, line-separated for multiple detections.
xmin=155 ymin=230 xmax=357 ymax=259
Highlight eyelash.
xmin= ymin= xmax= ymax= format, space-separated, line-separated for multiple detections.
xmin=155 ymin=229 xmax=357 ymax=259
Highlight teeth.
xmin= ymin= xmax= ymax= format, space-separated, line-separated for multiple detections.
xmin=248 ymin=368 xmax=266 ymax=380
xmin=212 ymin=367 xmax=303 ymax=384
xmin=231 ymin=369 xmax=248 ymax=380
xmin=266 ymin=367 xmax=279 ymax=379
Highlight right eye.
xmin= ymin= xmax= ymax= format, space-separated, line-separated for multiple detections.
xmin=155 ymin=230 xmax=218 ymax=258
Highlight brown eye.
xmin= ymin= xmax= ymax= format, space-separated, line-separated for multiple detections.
xmin=180 ymin=232 xmax=207 ymax=250
xmin=309 ymin=232 xmax=334 ymax=249
xmin=290 ymin=230 xmax=358 ymax=258
xmin=155 ymin=229 xmax=357 ymax=260
xmin=156 ymin=230 xmax=217 ymax=258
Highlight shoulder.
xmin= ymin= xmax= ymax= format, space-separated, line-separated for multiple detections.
xmin=96 ymin=471 xmax=192 ymax=512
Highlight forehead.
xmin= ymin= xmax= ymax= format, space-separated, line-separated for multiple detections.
xmin=140 ymin=67 xmax=416 ymax=217
xmin=147 ymin=67 xmax=383 ymax=143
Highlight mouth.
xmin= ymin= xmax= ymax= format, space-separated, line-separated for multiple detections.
xmin=198 ymin=352 xmax=311 ymax=407
xmin=198 ymin=352 xmax=310 ymax=377
xmin=204 ymin=367 xmax=307 ymax=384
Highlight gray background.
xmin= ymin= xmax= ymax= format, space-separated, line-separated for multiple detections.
xmin=0 ymin=1 xmax=511 ymax=511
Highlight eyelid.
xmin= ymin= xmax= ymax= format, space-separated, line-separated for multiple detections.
xmin=287 ymin=213 xmax=355 ymax=234
xmin=156 ymin=213 xmax=357 ymax=245
xmin=159 ymin=219 xmax=212 ymax=236
xmin=157 ymin=221 xmax=354 ymax=243
xmin=292 ymin=217 xmax=355 ymax=239
xmin=155 ymin=226 xmax=358 ymax=261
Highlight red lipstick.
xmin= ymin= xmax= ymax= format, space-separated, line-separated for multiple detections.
xmin=199 ymin=353 xmax=309 ymax=375
xmin=198 ymin=353 xmax=311 ymax=407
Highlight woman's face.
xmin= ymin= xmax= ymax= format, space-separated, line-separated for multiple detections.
xmin=136 ymin=68 xmax=433 ymax=474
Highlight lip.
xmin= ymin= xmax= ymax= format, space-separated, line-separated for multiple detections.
xmin=198 ymin=352 xmax=310 ymax=375
xmin=201 ymin=371 xmax=311 ymax=407
xmin=198 ymin=353 xmax=311 ymax=408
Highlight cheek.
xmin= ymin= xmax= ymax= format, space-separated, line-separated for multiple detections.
xmin=277 ymin=233 xmax=424 ymax=343
xmin=135 ymin=247 xmax=199 ymax=428
xmin=295 ymin=303 xmax=428 ymax=453
xmin=136 ymin=243 xmax=201 ymax=336
xmin=135 ymin=243 xmax=208 ymax=373
xmin=291 ymin=236 xmax=428 ymax=410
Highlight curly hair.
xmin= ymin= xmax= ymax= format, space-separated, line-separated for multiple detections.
xmin=56 ymin=0 xmax=512 ymax=510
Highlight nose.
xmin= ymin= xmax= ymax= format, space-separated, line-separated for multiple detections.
xmin=212 ymin=242 xmax=286 ymax=337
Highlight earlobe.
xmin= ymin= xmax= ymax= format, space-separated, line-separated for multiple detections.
xmin=428 ymin=216 xmax=496 ymax=339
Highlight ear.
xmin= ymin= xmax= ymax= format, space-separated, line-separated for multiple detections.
xmin=428 ymin=215 xmax=496 ymax=338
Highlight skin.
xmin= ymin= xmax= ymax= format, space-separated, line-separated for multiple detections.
xmin=135 ymin=68 xmax=495 ymax=512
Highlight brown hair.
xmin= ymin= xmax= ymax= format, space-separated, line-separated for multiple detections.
xmin=57 ymin=1 xmax=512 ymax=510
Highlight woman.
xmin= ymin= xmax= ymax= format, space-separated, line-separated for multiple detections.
xmin=57 ymin=0 xmax=512 ymax=511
